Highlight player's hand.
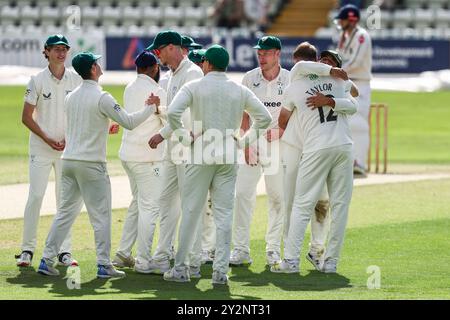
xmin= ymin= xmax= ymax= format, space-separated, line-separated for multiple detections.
xmin=146 ymin=93 xmax=160 ymax=108
xmin=306 ymin=93 xmax=335 ymax=109
xmin=330 ymin=67 xmax=348 ymax=81
xmin=109 ymin=122 xmax=120 ymax=134
xmin=266 ymin=128 xmax=284 ymax=142
xmin=148 ymin=133 xmax=164 ymax=149
xmin=245 ymin=146 xmax=259 ymax=166
xmin=46 ymin=137 xmax=65 ymax=151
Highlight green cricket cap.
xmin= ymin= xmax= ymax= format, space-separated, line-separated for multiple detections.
xmin=45 ymin=34 xmax=70 ymax=48
xmin=188 ymin=49 xmax=206 ymax=63
xmin=181 ymin=36 xmax=203 ymax=50
xmin=146 ymin=30 xmax=182 ymax=51
xmin=204 ymin=45 xmax=229 ymax=70
xmin=72 ymin=52 xmax=102 ymax=76
xmin=253 ymin=36 xmax=282 ymax=50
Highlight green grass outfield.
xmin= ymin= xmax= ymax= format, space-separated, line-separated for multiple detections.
xmin=1 ymin=178 xmax=450 ymax=299
xmin=1 ymin=86 xmax=450 ymax=184
xmin=1 ymin=86 xmax=449 ymax=299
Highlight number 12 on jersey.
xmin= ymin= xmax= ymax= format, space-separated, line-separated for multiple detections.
xmin=318 ymin=94 xmax=337 ymax=124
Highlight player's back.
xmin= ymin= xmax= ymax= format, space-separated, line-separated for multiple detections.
xmin=285 ymin=75 xmax=353 ymax=154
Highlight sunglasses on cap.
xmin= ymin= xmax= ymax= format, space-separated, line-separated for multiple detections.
xmin=152 ymin=45 xmax=168 ymax=57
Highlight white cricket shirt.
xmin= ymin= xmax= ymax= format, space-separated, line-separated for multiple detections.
xmin=242 ymin=66 xmax=289 ymax=130
xmin=337 ymin=25 xmax=372 ymax=81
xmin=167 ymin=71 xmax=272 ymax=164
xmin=283 ymin=62 xmax=357 ymax=153
xmin=24 ymin=67 xmax=82 ymax=158
xmin=119 ymin=74 xmax=168 ymax=162
xmin=63 ymin=80 xmax=154 ymax=163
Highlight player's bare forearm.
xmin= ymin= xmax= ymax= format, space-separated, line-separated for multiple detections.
xmin=330 ymin=68 xmax=348 ymax=81
xmin=278 ymin=108 xmax=292 ymax=131
xmin=306 ymin=93 xmax=335 ymax=110
xmin=240 ymin=112 xmax=250 ymax=133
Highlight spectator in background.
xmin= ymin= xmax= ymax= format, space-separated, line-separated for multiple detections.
xmin=210 ymin=0 xmax=245 ymax=29
xmin=244 ymin=0 xmax=269 ymax=32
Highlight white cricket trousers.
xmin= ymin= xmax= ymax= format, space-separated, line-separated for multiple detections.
xmin=21 ymin=155 xmax=73 ymax=254
xmin=202 ymin=195 xmax=216 ymax=252
xmin=350 ymin=80 xmax=371 ymax=169
xmin=175 ymin=164 xmax=237 ymax=274
xmin=285 ymin=145 xmax=353 ymax=263
xmin=233 ymin=140 xmax=284 ymax=254
xmin=43 ymin=160 xmax=111 ymax=265
xmin=280 ymin=142 xmax=330 ymax=256
xmin=152 ymin=161 xmax=203 ymax=267
xmin=116 ymin=161 xmax=163 ymax=263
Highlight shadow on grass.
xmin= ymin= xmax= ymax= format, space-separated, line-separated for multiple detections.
xmin=6 ymin=265 xmax=259 ymax=300
xmin=229 ymin=265 xmax=352 ymax=292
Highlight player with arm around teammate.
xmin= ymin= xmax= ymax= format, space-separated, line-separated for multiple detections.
xmin=37 ymin=52 xmax=159 ymax=278
xmin=273 ymin=46 xmax=357 ymax=274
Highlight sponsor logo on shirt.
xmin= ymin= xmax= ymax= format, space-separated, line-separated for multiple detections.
xmin=43 ymin=92 xmax=52 ymax=100
xmin=25 ymin=89 xmax=31 ymax=97
xmin=113 ymin=104 xmax=122 ymax=112
xmin=253 ymin=82 xmax=261 ymax=88
xmin=264 ymin=101 xmax=282 ymax=108
xmin=308 ymin=74 xmax=319 ymax=81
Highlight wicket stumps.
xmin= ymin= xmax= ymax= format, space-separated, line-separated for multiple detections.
xmin=368 ymin=103 xmax=388 ymax=174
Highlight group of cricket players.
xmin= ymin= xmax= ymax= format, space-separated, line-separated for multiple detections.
xmin=15 ymin=4 xmax=372 ymax=285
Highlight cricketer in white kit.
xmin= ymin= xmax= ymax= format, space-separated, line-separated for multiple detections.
xmin=163 ymin=45 xmax=272 ymax=284
xmin=112 ymin=50 xmax=168 ymax=273
xmin=335 ymin=4 xmax=372 ymax=174
xmin=272 ymin=47 xmax=357 ymax=274
xmin=230 ymin=36 xmax=289 ymax=267
xmin=17 ymin=35 xmax=82 ymax=268
xmin=37 ymin=52 xmax=159 ymax=279
xmin=147 ymin=31 xmax=205 ymax=275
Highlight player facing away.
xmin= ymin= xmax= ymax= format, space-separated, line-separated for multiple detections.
xmin=335 ymin=4 xmax=372 ymax=176
xmin=230 ymin=36 xmax=290 ymax=267
xmin=162 ymin=45 xmax=272 ymax=284
xmin=280 ymin=44 xmax=359 ymax=271
xmin=111 ymin=51 xmax=167 ymax=272
xmin=272 ymin=44 xmax=357 ymax=274
xmin=147 ymin=31 xmax=204 ymax=275
xmin=16 ymin=35 xmax=82 ymax=268
xmin=37 ymin=52 xmax=159 ymax=278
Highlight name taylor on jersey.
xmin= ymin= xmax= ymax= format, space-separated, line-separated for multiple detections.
xmin=305 ymin=82 xmax=334 ymax=96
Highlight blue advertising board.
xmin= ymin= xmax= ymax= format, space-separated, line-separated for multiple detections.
xmin=106 ymin=36 xmax=450 ymax=73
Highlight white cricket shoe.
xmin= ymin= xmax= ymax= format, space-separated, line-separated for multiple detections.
xmin=97 ymin=264 xmax=126 ymax=279
xmin=134 ymin=259 xmax=154 ymax=274
xmin=229 ymin=249 xmax=253 ymax=266
xmin=57 ymin=253 xmax=78 ymax=267
xmin=201 ymin=249 xmax=214 ymax=265
xmin=16 ymin=251 xmax=33 ymax=267
xmin=37 ymin=258 xmax=60 ymax=276
xmin=163 ymin=267 xmax=190 ymax=283
xmin=266 ymin=251 xmax=281 ymax=266
xmin=270 ymin=259 xmax=299 ymax=273
xmin=212 ymin=270 xmax=228 ymax=285
xmin=138 ymin=258 xmax=171 ymax=275
xmin=321 ymin=259 xmax=337 ymax=274
xmin=306 ymin=252 xmax=323 ymax=271
xmin=112 ymin=252 xmax=135 ymax=268
xmin=353 ymin=161 xmax=367 ymax=177
xmin=189 ymin=265 xmax=201 ymax=278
